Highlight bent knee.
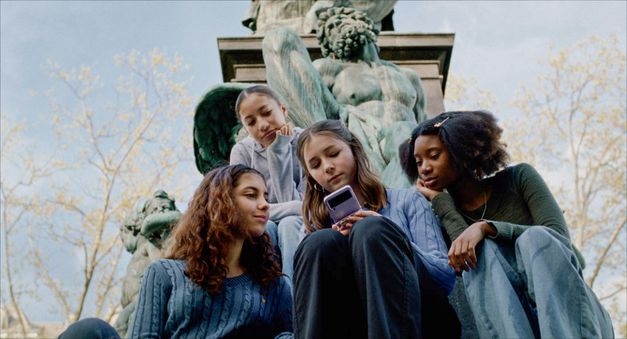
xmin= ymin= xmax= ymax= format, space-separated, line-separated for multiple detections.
xmin=296 ymin=229 xmax=345 ymax=258
xmin=277 ymin=216 xmax=303 ymax=230
xmin=350 ymin=216 xmax=387 ymax=241
xmin=516 ymin=226 xmax=555 ymax=248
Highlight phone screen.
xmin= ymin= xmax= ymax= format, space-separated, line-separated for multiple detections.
xmin=327 ymin=189 xmax=352 ymax=209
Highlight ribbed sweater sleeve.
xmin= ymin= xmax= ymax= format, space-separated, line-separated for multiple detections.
xmin=128 ymin=260 xmax=172 ymax=338
xmin=486 ymin=163 xmax=570 ymax=241
xmin=272 ymin=277 xmax=294 ymax=337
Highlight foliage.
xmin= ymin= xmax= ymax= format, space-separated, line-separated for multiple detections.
xmin=506 ymin=35 xmax=626 ymax=329
xmin=1 ymin=49 xmax=195 ymax=326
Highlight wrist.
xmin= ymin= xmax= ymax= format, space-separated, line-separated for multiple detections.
xmin=479 ymin=221 xmax=496 ymax=237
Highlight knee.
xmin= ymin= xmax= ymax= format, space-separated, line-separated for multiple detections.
xmin=350 ymin=216 xmax=404 ymax=249
xmin=277 ymin=216 xmax=303 ymax=232
xmin=516 ymin=226 xmax=554 ymax=249
xmin=59 ymin=318 xmax=120 ymax=339
xmin=295 ymin=229 xmax=346 ymax=261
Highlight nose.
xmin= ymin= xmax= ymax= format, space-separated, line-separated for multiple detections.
xmin=257 ymin=198 xmax=269 ymax=211
xmin=419 ymin=161 xmax=432 ymax=177
xmin=258 ymin=117 xmax=270 ymax=132
xmin=323 ymin=159 xmax=335 ymax=174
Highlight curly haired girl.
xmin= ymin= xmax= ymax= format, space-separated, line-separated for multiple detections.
xmin=129 ymin=164 xmax=292 ymax=338
xmin=399 ymin=110 xmax=613 ymax=338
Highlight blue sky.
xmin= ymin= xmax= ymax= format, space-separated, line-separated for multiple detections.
xmin=2 ymin=0 xmax=626 ymax=323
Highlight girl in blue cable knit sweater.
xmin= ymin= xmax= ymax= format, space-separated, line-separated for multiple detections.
xmin=129 ymin=164 xmax=292 ymax=339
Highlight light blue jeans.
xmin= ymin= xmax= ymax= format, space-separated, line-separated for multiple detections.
xmin=265 ymin=216 xmax=305 ymax=280
xmin=463 ymin=226 xmax=614 ymax=338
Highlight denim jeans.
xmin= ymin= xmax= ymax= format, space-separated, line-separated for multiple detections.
xmin=276 ymin=215 xmax=305 ymax=280
xmin=292 ymin=216 xmax=459 ymax=339
xmin=265 ymin=217 xmax=305 ymax=280
xmin=463 ymin=226 xmax=614 ymax=338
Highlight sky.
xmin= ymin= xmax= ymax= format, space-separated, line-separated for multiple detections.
xmin=2 ymin=0 xmax=626 ymax=324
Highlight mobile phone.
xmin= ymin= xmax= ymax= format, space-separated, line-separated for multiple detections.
xmin=323 ymin=185 xmax=362 ymax=224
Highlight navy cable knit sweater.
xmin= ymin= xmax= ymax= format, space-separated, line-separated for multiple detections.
xmin=128 ymin=259 xmax=293 ymax=338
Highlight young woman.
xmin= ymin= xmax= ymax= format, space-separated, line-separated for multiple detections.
xmin=399 ymin=110 xmax=614 ymax=338
xmin=292 ymin=119 xmax=458 ymax=339
xmin=129 ymin=164 xmax=293 ymax=338
xmin=230 ymin=85 xmax=305 ymax=280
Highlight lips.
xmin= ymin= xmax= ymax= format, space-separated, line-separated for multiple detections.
xmin=328 ymin=174 xmax=342 ymax=186
xmin=262 ymin=129 xmax=278 ymax=140
xmin=423 ymin=177 xmax=438 ymax=188
xmin=254 ymin=215 xmax=268 ymax=224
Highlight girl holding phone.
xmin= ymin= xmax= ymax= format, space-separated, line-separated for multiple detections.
xmin=293 ymin=119 xmax=458 ymax=339
xmin=129 ymin=165 xmax=292 ymax=338
xmin=399 ymin=110 xmax=613 ymax=338
xmin=230 ymin=85 xmax=305 ymax=280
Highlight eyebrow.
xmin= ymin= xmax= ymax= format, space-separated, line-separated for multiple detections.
xmin=414 ymin=146 xmax=441 ymax=157
xmin=240 ymin=186 xmax=268 ymax=195
xmin=307 ymin=145 xmax=336 ymax=164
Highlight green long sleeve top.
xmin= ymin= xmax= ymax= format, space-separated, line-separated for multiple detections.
xmin=431 ymin=163 xmax=585 ymax=268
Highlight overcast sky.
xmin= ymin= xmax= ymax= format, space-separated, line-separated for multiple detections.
xmin=1 ymin=0 xmax=626 ymax=323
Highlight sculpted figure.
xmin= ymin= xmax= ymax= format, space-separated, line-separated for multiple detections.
xmin=243 ymin=0 xmax=397 ymax=35
xmin=114 ymin=190 xmax=181 ymax=337
xmin=263 ymin=6 xmax=427 ymax=187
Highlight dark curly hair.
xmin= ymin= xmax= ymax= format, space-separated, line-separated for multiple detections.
xmin=297 ymin=120 xmax=386 ymax=232
xmin=166 ymin=164 xmax=281 ymax=294
xmin=399 ymin=110 xmax=510 ymax=183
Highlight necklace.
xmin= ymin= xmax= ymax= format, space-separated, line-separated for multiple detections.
xmin=459 ymin=191 xmax=488 ymax=223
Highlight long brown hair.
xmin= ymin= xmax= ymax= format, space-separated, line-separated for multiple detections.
xmin=297 ymin=120 xmax=386 ymax=232
xmin=166 ymin=164 xmax=281 ymax=294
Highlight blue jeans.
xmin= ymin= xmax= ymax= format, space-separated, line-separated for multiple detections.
xmin=276 ymin=216 xmax=305 ymax=280
xmin=266 ymin=217 xmax=305 ymax=280
xmin=464 ymin=226 xmax=614 ymax=338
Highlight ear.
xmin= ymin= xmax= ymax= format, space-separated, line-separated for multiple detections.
xmin=280 ymin=104 xmax=288 ymax=118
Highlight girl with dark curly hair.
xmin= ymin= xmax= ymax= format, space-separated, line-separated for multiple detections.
xmin=292 ymin=119 xmax=459 ymax=339
xmin=129 ymin=164 xmax=293 ymax=339
xmin=399 ymin=110 xmax=613 ymax=338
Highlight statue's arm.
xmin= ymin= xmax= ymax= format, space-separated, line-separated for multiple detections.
xmin=141 ymin=211 xmax=182 ymax=237
xmin=400 ymin=67 xmax=428 ymax=123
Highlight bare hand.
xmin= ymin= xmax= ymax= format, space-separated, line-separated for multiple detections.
xmin=448 ymin=221 xmax=493 ymax=273
xmin=332 ymin=209 xmax=381 ymax=236
xmin=277 ymin=123 xmax=294 ymax=137
xmin=416 ymin=179 xmax=442 ymax=201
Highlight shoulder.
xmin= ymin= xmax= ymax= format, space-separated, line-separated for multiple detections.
xmin=147 ymin=259 xmax=185 ymax=278
xmin=495 ymin=163 xmax=541 ymax=183
xmin=230 ymin=137 xmax=256 ymax=163
xmin=232 ymin=137 xmax=256 ymax=152
xmin=313 ymin=58 xmax=344 ymax=76
xmin=385 ymin=188 xmax=430 ymax=212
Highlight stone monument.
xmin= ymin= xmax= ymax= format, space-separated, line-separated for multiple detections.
xmin=114 ymin=190 xmax=181 ymax=337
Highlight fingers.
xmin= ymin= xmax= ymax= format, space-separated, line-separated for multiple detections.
xmin=449 ymin=239 xmax=476 ymax=272
xmin=278 ymin=123 xmax=293 ymax=136
xmin=467 ymin=245 xmax=477 ymax=269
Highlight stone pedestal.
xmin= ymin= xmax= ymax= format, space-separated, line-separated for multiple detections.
xmin=218 ymin=33 xmax=454 ymax=118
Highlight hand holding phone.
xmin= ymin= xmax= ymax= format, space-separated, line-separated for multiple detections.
xmin=324 ymin=185 xmax=361 ymax=226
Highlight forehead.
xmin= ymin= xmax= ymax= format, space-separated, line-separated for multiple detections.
xmin=239 ymin=93 xmax=277 ymax=113
xmin=234 ymin=172 xmax=266 ymax=190
xmin=414 ymin=135 xmax=444 ymax=155
xmin=303 ymin=134 xmax=344 ymax=157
